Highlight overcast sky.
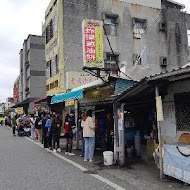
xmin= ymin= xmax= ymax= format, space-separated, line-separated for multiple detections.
xmin=0 ymin=0 xmax=190 ymax=102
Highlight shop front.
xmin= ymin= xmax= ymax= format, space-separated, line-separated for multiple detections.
xmin=114 ymin=66 xmax=190 ymax=182
xmin=78 ymin=85 xmax=115 ymax=153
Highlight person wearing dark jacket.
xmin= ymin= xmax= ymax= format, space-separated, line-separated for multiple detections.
xmin=55 ymin=114 xmax=62 ymax=152
xmin=45 ymin=114 xmax=52 ymax=149
xmin=42 ymin=113 xmax=48 ymax=148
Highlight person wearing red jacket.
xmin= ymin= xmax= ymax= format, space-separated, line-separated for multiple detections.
xmin=64 ymin=114 xmax=75 ymax=156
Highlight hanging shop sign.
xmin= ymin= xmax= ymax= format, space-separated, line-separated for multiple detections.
xmin=65 ymin=99 xmax=75 ymax=107
xmin=81 ymin=87 xmax=114 ymax=103
xmin=17 ymin=107 xmax=24 ymax=115
xmin=156 ymin=96 xmax=164 ymax=121
xmin=118 ymin=113 xmax=124 ymax=131
xmin=66 ymin=72 xmax=97 ymax=90
xmin=82 ymin=19 xmax=104 ymax=68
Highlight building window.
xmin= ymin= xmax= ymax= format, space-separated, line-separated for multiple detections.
xmin=104 ymin=14 xmax=118 ymax=36
xmin=50 ymin=55 xmax=59 ymax=77
xmin=133 ymin=54 xmax=142 ymax=65
xmin=187 ymin=30 xmax=190 ymax=46
xmin=105 ymin=53 xmax=119 ymax=75
xmin=55 ymin=80 xmax=58 ymax=87
xmin=52 ymin=13 xmax=58 ymax=35
xmin=133 ymin=18 xmax=147 ymax=39
xmin=46 ymin=85 xmax=50 ymax=91
xmin=55 ymin=55 xmax=59 ymax=74
xmin=175 ymin=92 xmax=190 ymax=131
xmin=46 ymin=19 xmax=54 ymax=44
xmin=46 ymin=60 xmax=52 ymax=79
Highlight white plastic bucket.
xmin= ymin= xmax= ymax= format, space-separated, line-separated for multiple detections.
xmin=103 ymin=151 xmax=113 ymax=166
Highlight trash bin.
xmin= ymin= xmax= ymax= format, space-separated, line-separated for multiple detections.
xmin=103 ymin=151 xmax=113 ymax=166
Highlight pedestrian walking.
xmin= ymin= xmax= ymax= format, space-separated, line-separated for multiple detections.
xmin=81 ymin=110 xmax=95 ymax=162
xmin=30 ymin=114 xmax=35 ymax=140
xmin=64 ymin=114 xmax=75 ymax=155
xmin=11 ymin=115 xmax=17 ymax=136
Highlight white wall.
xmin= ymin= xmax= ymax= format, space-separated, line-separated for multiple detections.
xmin=162 ymin=80 xmax=190 ymax=144
xmin=120 ymin=0 xmax=161 ymax=9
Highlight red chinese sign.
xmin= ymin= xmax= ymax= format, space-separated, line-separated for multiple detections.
xmin=82 ymin=19 xmax=104 ymax=68
xmin=84 ymin=27 xmax=96 ymax=62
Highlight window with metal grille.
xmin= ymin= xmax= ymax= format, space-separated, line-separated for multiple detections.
xmin=105 ymin=53 xmax=119 ymax=75
xmin=104 ymin=15 xmax=118 ymax=36
xmin=133 ymin=18 xmax=147 ymax=39
xmin=50 ymin=55 xmax=58 ymax=76
xmin=46 ymin=61 xmax=52 ymax=79
xmin=46 ymin=19 xmax=54 ymax=44
xmin=55 ymin=55 xmax=59 ymax=74
xmin=187 ymin=30 xmax=190 ymax=46
xmin=52 ymin=13 xmax=58 ymax=35
xmin=174 ymin=92 xmax=190 ymax=131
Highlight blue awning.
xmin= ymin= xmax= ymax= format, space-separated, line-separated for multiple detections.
xmin=51 ymin=89 xmax=83 ymax=104
xmin=114 ymin=78 xmax=137 ymax=95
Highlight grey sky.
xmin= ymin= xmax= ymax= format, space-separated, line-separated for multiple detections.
xmin=0 ymin=0 xmax=189 ymax=102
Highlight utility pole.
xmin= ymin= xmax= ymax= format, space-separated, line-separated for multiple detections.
xmin=155 ymin=86 xmax=164 ymax=179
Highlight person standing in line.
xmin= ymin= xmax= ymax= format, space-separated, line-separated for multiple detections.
xmin=45 ymin=114 xmax=52 ymax=150
xmin=55 ymin=113 xmax=62 ymax=152
xmin=42 ymin=113 xmax=48 ymax=148
xmin=35 ymin=113 xmax=43 ymax=142
xmin=30 ymin=114 xmax=35 ymax=140
xmin=81 ymin=110 xmax=95 ymax=162
xmin=80 ymin=113 xmax=86 ymax=157
xmin=64 ymin=114 xmax=75 ymax=155
xmin=51 ymin=114 xmax=58 ymax=152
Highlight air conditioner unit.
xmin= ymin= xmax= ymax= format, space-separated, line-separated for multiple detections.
xmin=25 ymin=87 xmax=29 ymax=92
xmin=159 ymin=22 xmax=167 ymax=32
xmin=160 ymin=57 xmax=167 ymax=66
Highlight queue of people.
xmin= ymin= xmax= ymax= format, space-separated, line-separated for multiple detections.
xmin=5 ymin=110 xmax=96 ymax=162
xmin=81 ymin=110 xmax=95 ymax=162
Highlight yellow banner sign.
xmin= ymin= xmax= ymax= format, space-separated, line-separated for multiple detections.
xmin=65 ymin=100 xmax=75 ymax=107
xmin=82 ymin=19 xmax=104 ymax=68
xmin=17 ymin=107 xmax=24 ymax=115
xmin=82 ymin=87 xmax=114 ymax=103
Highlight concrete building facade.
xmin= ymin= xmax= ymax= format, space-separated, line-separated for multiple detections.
xmin=18 ymin=35 xmax=46 ymax=113
xmin=13 ymin=76 xmax=19 ymax=103
xmin=45 ymin=0 xmax=190 ymax=96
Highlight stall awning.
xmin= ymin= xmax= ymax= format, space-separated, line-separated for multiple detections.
xmin=51 ymin=89 xmax=83 ymax=104
xmin=12 ymin=98 xmax=36 ymax=108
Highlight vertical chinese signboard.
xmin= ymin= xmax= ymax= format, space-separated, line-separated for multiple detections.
xmin=82 ymin=19 xmax=104 ymax=68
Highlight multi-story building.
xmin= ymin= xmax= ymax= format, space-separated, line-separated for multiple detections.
xmin=45 ymin=0 xmax=190 ymax=96
xmin=0 ymin=103 xmax=5 ymax=114
xmin=18 ymin=35 xmax=46 ymax=114
xmin=13 ymin=76 xmax=19 ymax=103
xmin=5 ymin=97 xmax=14 ymax=111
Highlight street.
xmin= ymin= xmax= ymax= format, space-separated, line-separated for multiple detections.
xmin=0 ymin=126 xmax=128 ymax=190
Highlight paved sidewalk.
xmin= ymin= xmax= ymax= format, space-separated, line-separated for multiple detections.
xmin=54 ymin=138 xmax=190 ymax=190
